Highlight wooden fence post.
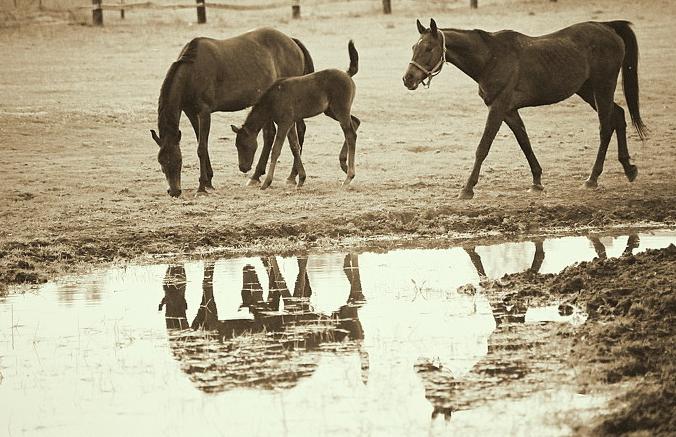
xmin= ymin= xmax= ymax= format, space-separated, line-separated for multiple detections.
xmin=292 ymin=0 xmax=300 ymax=18
xmin=470 ymin=0 xmax=477 ymax=8
xmin=196 ymin=0 xmax=206 ymax=24
xmin=382 ymin=0 xmax=391 ymax=14
xmin=92 ymin=0 xmax=103 ymax=25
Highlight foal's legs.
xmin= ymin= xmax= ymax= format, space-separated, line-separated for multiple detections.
xmin=504 ymin=110 xmax=544 ymax=191
xmin=326 ymin=110 xmax=359 ymax=180
xmin=286 ymin=125 xmax=306 ymax=188
xmin=261 ymin=121 xmax=293 ymax=190
xmin=248 ymin=121 xmax=276 ymax=186
xmin=197 ymin=111 xmax=214 ymax=193
xmin=459 ymin=107 xmax=505 ymax=199
xmin=577 ymin=83 xmax=637 ymax=184
xmin=286 ymin=120 xmax=307 ymax=185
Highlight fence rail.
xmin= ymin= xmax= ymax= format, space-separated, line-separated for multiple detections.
xmin=81 ymin=0 xmax=557 ymax=26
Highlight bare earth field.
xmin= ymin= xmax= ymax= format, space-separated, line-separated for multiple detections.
xmin=1 ymin=0 xmax=676 ymax=433
xmin=1 ymin=0 xmax=675 ymax=287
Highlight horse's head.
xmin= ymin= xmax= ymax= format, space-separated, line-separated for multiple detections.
xmin=403 ymin=19 xmax=446 ymax=90
xmin=231 ymin=124 xmax=257 ymax=173
xmin=151 ymin=129 xmax=183 ymax=197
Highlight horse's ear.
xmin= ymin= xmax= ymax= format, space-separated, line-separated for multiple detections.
xmin=416 ymin=19 xmax=426 ymax=34
xmin=430 ymin=19 xmax=438 ymax=37
xmin=150 ymin=129 xmax=160 ymax=146
xmin=231 ymin=124 xmax=241 ymax=134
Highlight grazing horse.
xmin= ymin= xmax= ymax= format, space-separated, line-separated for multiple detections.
xmin=231 ymin=41 xmax=361 ymax=190
xmin=403 ymin=19 xmax=647 ymax=199
xmin=150 ymin=28 xmax=314 ymax=197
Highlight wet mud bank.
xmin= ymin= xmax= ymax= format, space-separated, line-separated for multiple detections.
xmin=489 ymin=244 xmax=676 ymax=435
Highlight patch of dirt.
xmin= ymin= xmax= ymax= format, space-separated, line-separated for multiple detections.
xmin=487 ymin=245 xmax=676 ymax=435
xmin=1 ymin=0 xmax=676 ymax=294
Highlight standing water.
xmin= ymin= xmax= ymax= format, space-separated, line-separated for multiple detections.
xmin=1 ymin=230 xmax=674 ymax=436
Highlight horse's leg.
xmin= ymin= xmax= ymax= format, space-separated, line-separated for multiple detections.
xmin=249 ymin=121 xmax=276 ymax=187
xmin=504 ymin=110 xmax=543 ymax=191
xmin=186 ymin=110 xmax=214 ymax=190
xmin=613 ymin=104 xmax=638 ymax=182
xmin=286 ymin=120 xmax=307 ymax=184
xmin=460 ymin=107 xmax=504 ymax=199
xmin=261 ymin=122 xmax=292 ymax=190
xmin=325 ymin=109 xmax=358 ymax=181
xmin=286 ymin=125 xmax=306 ymax=188
xmin=340 ymin=116 xmax=357 ymax=186
xmin=340 ymin=115 xmax=361 ymax=175
xmin=577 ymin=82 xmax=636 ymax=184
xmin=529 ymin=240 xmax=545 ymax=273
xmin=196 ymin=111 xmax=212 ymax=193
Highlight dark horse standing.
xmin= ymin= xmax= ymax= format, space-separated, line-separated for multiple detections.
xmin=403 ymin=19 xmax=647 ymax=199
xmin=151 ymin=28 xmax=314 ymax=197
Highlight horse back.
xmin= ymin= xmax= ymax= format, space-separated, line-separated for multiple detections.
xmin=181 ymin=28 xmax=307 ymax=112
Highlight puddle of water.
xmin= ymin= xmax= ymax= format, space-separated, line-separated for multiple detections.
xmin=0 ymin=230 xmax=674 ymax=436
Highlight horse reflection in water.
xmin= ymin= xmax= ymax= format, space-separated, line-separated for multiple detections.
xmin=420 ymin=234 xmax=641 ymax=421
xmin=159 ymin=253 xmax=367 ymax=392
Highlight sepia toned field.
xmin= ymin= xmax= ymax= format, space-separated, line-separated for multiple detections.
xmin=1 ymin=0 xmax=675 ymax=288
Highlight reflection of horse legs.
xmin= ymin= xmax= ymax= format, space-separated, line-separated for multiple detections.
xmin=159 ymin=265 xmax=189 ymax=329
xmin=262 ymin=256 xmax=291 ymax=311
xmin=241 ymin=264 xmax=264 ymax=308
xmin=588 ymin=236 xmax=607 ymax=259
xmin=344 ymin=253 xmax=365 ymax=302
xmin=529 ymin=240 xmax=545 ymax=273
xmin=293 ymin=255 xmax=312 ymax=298
xmin=464 ymin=247 xmax=487 ymax=279
xmin=191 ymin=261 xmax=219 ymax=330
xmin=624 ymin=234 xmax=640 ymax=256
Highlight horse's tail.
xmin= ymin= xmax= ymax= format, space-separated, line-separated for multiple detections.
xmin=606 ymin=20 xmax=647 ymax=140
xmin=292 ymin=38 xmax=315 ymax=74
xmin=346 ymin=40 xmax=358 ymax=77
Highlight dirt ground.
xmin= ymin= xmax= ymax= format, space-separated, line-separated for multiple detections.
xmin=491 ymin=244 xmax=676 ymax=435
xmin=1 ymin=0 xmax=675 ymax=290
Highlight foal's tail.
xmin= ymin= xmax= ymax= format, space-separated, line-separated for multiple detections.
xmin=346 ymin=40 xmax=359 ymax=77
xmin=606 ymin=20 xmax=647 ymax=140
xmin=292 ymin=38 xmax=315 ymax=74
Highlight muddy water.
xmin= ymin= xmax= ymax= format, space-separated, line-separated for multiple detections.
xmin=1 ymin=230 xmax=674 ymax=436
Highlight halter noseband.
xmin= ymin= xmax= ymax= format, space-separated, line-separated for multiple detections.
xmin=408 ymin=30 xmax=447 ymax=88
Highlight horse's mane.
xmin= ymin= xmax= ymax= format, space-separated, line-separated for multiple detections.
xmin=157 ymin=38 xmax=201 ymax=135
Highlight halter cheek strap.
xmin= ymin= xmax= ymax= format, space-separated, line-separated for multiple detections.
xmin=408 ymin=31 xmax=447 ymax=88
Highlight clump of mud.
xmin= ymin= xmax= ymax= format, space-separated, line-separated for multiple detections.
xmin=489 ymin=244 xmax=676 ymax=435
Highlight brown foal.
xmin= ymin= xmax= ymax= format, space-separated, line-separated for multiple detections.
xmin=232 ymin=40 xmax=361 ymax=190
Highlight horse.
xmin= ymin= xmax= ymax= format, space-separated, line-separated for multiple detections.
xmin=231 ymin=41 xmax=361 ymax=190
xmin=403 ymin=19 xmax=647 ymax=199
xmin=150 ymin=28 xmax=314 ymax=197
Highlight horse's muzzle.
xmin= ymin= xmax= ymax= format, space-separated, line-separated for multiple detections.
xmin=167 ymin=188 xmax=182 ymax=197
xmin=239 ymin=164 xmax=251 ymax=173
xmin=402 ymin=74 xmax=419 ymax=90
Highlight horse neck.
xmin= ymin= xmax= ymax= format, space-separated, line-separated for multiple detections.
xmin=442 ymin=29 xmax=492 ymax=82
xmin=243 ymin=103 xmax=270 ymax=134
xmin=157 ymin=63 xmax=187 ymax=139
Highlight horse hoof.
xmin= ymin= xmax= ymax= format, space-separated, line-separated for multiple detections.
xmin=246 ymin=178 xmax=261 ymax=187
xmin=584 ymin=179 xmax=598 ymax=189
xmin=342 ymin=177 xmax=354 ymax=187
xmin=205 ymin=183 xmax=216 ymax=191
xmin=626 ymin=165 xmax=638 ymax=182
xmin=286 ymin=178 xmax=297 ymax=186
xmin=195 ymin=190 xmax=208 ymax=197
xmin=528 ymin=184 xmax=545 ymax=193
xmin=261 ymin=180 xmax=272 ymax=190
xmin=458 ymin=189 xmax=474 ymax=200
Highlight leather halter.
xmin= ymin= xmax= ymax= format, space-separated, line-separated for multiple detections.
xmin=408 ymin=30 xmax=447 ymax=88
